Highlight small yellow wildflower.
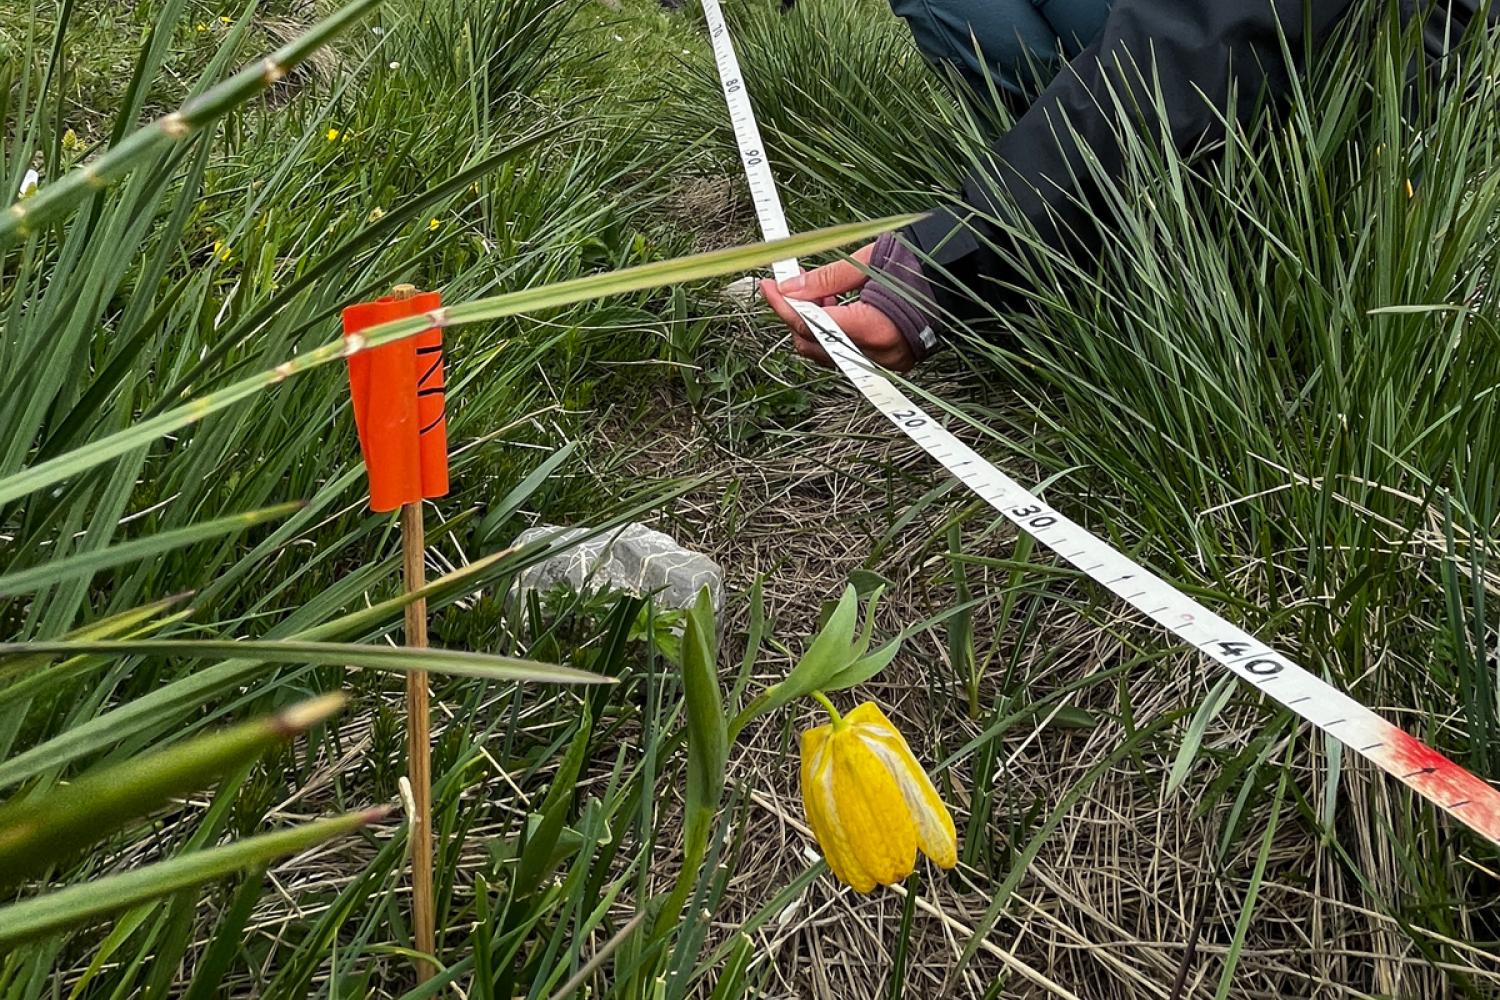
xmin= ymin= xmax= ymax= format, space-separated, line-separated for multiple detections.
xmin=219 ymin=15 xmax=232 ymax=23
xmin=212 ymin=240 xmax=232 ymax=262
xmin=195 ymin=22 xmax=208 ymax=32
xmin=428 ymin=218 xmax=441 ymax=231
xmin=367 ymin=207 xmax=386 ymax=222
xmin=326 ymin=127 xmax=341 ymax=142
xmin=61 ymin=128 xmax=81 ymax=152
xmin=800 ymin=700 xmax=957 ymax=893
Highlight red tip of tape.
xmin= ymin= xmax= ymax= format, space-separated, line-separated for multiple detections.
xmin=341 ymin=290 xmax=449 ymax=512
xmin=1385 ymin=729 xmax=1500 ymax=842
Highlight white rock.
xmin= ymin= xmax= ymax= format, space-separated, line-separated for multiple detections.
xmin=720 ymin=275 xmax=760 ymax=305
xmin=512 ymin=522 xmax=723 ymax=614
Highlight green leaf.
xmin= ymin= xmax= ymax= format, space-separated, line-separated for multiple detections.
xmin=181 ymin=866 xmax=267 ymax=1000
xmin=682 ymin=587 xmax=728 ymax=821
xmin=0 ymin=215 xmax=915 ymax=507
xmin=1213 ymin=756 xmax=1291 ymax=999
xmin=653 ymin=587 xmax=727 ymax=939
xmin=706 ymin=933 xmax=755 ymax=1000
xmin=819 ymin=638 xmax=901 ymax=694
xmin=1166 ymin=674 xmax=1236 ymax=795
xmin=0 ymin=503 xmax=302 ymax=597
xmin=847 ymin=569 xmax=892 ymax=598
xmin=761 ymin=585 xmax=861 ymax=714
xmin=0 ymin=694 xmax=345 ymax=889
xmin=513 ymin=706 xmax=593 ymax=899
xmin=0 ymin=593 xmax=192 ymax=684
xmin=0 ymin=808 xmax=385 ymax=949
xmin=0 ymin=640 xmax=614 ymax=686
xmin=0 ymin=552 xmax=528 ymax=793
xmin=477 ymin=442 xmax=578 ymax=543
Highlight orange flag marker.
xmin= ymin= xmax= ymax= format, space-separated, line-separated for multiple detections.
xmin=341 ymin=288 xmax=449 ymax=512
xmin=342 ymin=284 xmax=445 ymax=979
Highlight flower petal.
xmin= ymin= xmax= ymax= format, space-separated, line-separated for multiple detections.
xmin=801 ymin=728 xmax=875 ymax=892
xmin=830 ymin=729 xmax=917 ymax=889
xmin=850 ymin=703 xmax=958 ymax=869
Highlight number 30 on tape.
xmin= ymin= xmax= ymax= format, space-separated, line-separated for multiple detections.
xmin=697 ymin=0 xmax=1500 ymax=845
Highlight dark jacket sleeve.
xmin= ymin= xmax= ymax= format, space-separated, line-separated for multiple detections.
xmin=903 ymin=0 xmax=1363 ymax=324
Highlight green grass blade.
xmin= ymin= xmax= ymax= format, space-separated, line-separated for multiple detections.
xmin=0 ymin=807 xmax=386 ymax=949
xmin=1212 ymin=758 xmax=1290 ymax=999
xmin=1165 ymin=674 xmax=1237 ymax=795
xmin=0 ymin=0 xmax=385 ymax=242
xmin=0 ymin=693 xmax=345 ymax=888
xmin=0 ymin=640 xmax=614 ymax=685
xmin=180 ymin=866 xmax=268 ymax=1000
xmin=0 ymin=503 xmax=302 ymax=597
xmin=952 ymin=712 xmax=1181 ymax=972
xmin=0 ymin=215 xmax=913 ymax=508
xmin=0 ymin=594 xmax=192 ymax=684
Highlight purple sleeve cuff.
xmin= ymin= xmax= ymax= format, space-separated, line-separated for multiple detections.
xmin=859 ymin=232 xmax=941 ymax=364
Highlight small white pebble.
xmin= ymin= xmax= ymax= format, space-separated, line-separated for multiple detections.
xmin=721 ymin=275 xmax=759 ymax=305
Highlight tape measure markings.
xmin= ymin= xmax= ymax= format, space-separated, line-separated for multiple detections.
xmin=696 ymin=0 xmax=1500 ymax=844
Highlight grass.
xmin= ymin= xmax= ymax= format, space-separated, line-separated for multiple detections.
xmin=3 ymin=0 xmax=1500 ymax=996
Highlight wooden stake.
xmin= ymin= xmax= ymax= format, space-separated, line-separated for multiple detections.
xmin=393 ymin=283 xmax=436 ymax=980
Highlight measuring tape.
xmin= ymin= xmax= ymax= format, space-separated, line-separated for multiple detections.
xmin=698 ymin=0 xmax=1500 ymax=844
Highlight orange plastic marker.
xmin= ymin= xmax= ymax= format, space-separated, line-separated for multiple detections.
xmin=341 ymin=289 xmax=449 ymax=511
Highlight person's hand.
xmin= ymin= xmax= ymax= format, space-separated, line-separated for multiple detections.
xmin=758 ymin=242 xmax=917 ymax=372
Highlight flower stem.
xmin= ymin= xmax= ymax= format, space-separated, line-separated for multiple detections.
xmin=811 ymin=690 xmax=844 ymax=728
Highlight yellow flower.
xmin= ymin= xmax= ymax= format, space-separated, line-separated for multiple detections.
xmin=219 ymin=15 xmax=232 ymax=23
xmin=428 ymin=218 xmax=441 ymax=231
xmin=367 ymin=207 xmax=386 ymax=222
xmin=212 ymin=240 xmax=232 ymax=262
xmin=325 ymin=127 xmax=341 ymax=142
xmin=195 ymin=22 xmax=208 ymax=32
xmin=61 ymin=128 xmax=80 ymax=151
xmin=800 ymin=700 xmax=957 ymax=893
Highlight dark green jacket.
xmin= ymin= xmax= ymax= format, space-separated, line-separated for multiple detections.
xmin=905 ymin=0 xmax=1498 ymax=324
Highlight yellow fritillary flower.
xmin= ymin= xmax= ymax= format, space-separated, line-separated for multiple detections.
xmin=800 ymin=699 xmax=957 ymax=893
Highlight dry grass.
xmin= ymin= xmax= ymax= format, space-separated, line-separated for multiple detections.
xmin=584 ymin=307 xmax=1500 ymax=998
xmin=159 ymin=304 xmax=1500 ymax=998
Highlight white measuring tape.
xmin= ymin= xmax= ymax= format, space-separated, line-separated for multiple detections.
xmin=698 ymin=0 xmax=1500 ymax=845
